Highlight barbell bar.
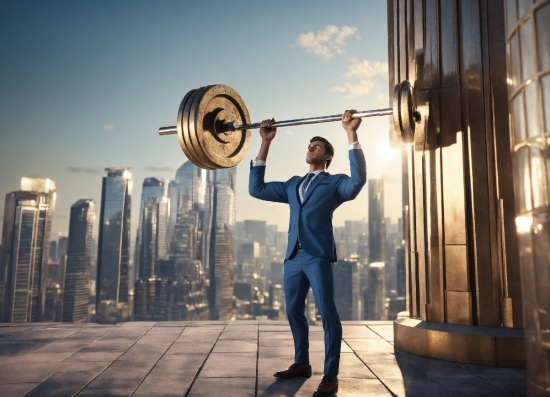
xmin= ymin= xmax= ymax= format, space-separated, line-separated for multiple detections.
xmin=158 ymin=80 xmax=420 ymax=169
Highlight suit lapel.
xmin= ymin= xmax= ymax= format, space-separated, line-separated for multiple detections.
xmin=301 ymin=172 xmax=328 ymax=207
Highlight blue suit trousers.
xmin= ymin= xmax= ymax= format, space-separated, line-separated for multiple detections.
xmin=284 ymin=246 xmax=342 ymax=376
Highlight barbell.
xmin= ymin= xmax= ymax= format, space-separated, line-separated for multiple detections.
xmin=158 ymin=80 xmax=420 ymax=170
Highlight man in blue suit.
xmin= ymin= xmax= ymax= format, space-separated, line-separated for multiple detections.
xmin=249 ymin=110 xmax=366 ymax=397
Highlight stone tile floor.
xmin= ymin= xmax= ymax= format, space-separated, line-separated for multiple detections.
xmin=0 ymin=321 xmax=526 ymax=396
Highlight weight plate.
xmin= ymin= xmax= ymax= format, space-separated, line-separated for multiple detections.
xmin=392 ymin=82 xmax=403 ymax=143
xmin=187 ymin=85 xmax=219 ymax=169
xmin=190 ymin=85 xmax=251 ymax=169
xmin=399 ymin=80 xmax=415 ymax=143
xmin=177 ymin=89 xmax=204 ymax=168
xmin=179 ymin=87 xmax=217 ymax=169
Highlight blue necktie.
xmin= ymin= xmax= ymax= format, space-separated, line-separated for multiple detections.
xmin=301 ymin=173 xmax=314 ymax=199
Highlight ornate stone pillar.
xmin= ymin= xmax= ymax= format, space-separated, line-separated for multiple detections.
xmin=389 ymin=0 xmax=525 ymax=367
xmin=505 ymin=0 xmax=550 ymax=394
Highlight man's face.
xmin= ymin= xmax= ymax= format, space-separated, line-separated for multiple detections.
xmin=306 ymin=141 xmax=332 ymax=167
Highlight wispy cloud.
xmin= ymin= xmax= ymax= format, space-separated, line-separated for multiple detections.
xmin=295 ymin=25 xmax=359 ymax=60
xmin=331 ymin=58 xmax=388 ymax=98
xmin=145 ymin=166 xmax=175 ymax=172
xmin=67 ymin=166 xmax=103 ymax=174
xmin=286 ymin=130 xmax=295 ymax=136
xmin=102 ymin=124 xmax=115 ymax=131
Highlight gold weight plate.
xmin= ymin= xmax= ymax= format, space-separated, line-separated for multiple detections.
xmin=187 ymin=85 xmax=219 ymax=169
xmin=179 ymin=87 xmax=216 ymax=169
xmin=177 ymin=89 xmax=203 ymax=168
xmin=399 ymin=80 xmax=414 ymax=144
xmin=392 ymin=82 xmax=403 ymax=142
xmin=190 ymin=85 xmax=251 ymax=169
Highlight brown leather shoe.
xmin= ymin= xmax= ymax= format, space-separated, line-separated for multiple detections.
xmin=313 ymin=375 xmax=338 ymax=397
xmin=273 ymin=362 xmax=312 ymax=378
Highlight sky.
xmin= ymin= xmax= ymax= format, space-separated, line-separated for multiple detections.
xmin=0 ymin=0 xmax=401 ymax=241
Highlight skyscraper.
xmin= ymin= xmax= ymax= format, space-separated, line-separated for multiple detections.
xmin=62 ymin=199 xmax=95 ymax=323
xmin=1 ymin=178 xmax=56 ymax=322
xmin=333 ymin=260 xmax=360 ymax=320
xmin=96 ymin=167 xmax=132 ymax=322
xmin=365 ymin=262 xmax=386 ymax=320
xmin=137 ymin=196 xmax=169 ymax=278
xmin=368 ymin=178 xmax=386 ymax=264
xmin=167 ymin=161 xmax=209 ymax=321
xmin=134 ymin=177 xmax=165 ymax=281
xmin=203 ymin=168 xmax=236 ymax=320
xmin=166 ymin=180 xmax=180 ymax=246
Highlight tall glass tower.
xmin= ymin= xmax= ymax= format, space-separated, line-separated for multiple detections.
xmin=0 ymin=178 xmax=56 ymax=322
xmin=368 ymin=178 xmax=386 ymax=263
xmin=62 ymin=199 xmax=95 ymax=323
xmin=135 ymin=177 xmax=165 ymax=280
xmin=96 ymin=167 xmax=132 ymax=322
xmin=138 ymin=196 xmax=169 ymax=278
xmin=203 ymin=168 xmax=236 ymax=320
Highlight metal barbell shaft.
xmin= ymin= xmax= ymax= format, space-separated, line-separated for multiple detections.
xmin=158 ymin=107 xmax=393 ymax=136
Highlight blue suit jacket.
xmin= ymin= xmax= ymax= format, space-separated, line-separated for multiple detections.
xmin=249 ymin=149 xmax=367 ymax=262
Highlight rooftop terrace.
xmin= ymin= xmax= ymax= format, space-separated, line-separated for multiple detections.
xmin=0 ymin=321 xmax=525 ymax=396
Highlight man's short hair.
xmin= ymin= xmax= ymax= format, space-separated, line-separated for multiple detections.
xmin=310 ymin=136 xmax=334 ymax=169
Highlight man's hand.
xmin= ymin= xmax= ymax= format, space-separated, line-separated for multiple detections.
xmin=342 ymin=109 xmax=360 ymax=144
xmin=256 ymin=118 xmax=276 ymax=161
xmin=260 ymin=118 xmax=277 ymax=142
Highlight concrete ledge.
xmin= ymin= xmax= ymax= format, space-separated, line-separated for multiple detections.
xmin=394 ymin=317 xmax=525 ymax=368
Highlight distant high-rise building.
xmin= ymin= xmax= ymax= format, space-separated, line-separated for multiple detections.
xmin=175 ymin=161 xmax=204 ymax=214
xmin=1 ymin=178 xmax=56 ymax=322
xmin=244 ymin=220 xmax=267 ymax=245
xmin=57 ymin=235 xmax=69 ymax=259
xmin=62 ymin=199 xmax=95 ymax=323
xmin=134 ymin=177 xmax=165 ymax=281
xmin=133 ymin=277 xmax=171 ymax=321
xmin=166 ymin=180 xmax=180 ymax=246
xmin=49 ymin=241 xmax=58 ymax=262
xmin=96 ymin=167 xmax=132 ymax=322
xmin=365 ymin=262 xmax=386 ymax=320
xmin=333 ymin=260 xmax=360 ymax=320
xmin=138 ymin=196 xmax=169 ymax=279
xmin=345 ymin=220 xmax=365 ymax=254
xmin=203 ymin=168 xmax=235 ymax=320
xmin=368 ymin=179 xmax=386 ymax=263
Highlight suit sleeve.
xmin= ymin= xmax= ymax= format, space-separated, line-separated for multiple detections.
xmin=336 ymin=149 xmax=367 ymax=201
xmin=249 ymin=165 xmax=289 ymax=203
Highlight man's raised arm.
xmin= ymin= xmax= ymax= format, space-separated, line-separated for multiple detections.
xmin=248 ymin=118 xmax=289 ymax=203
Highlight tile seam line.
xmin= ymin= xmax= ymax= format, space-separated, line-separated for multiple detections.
xmin=69 ymin=324 xmax=156 ymax=397
xmin=366 ymin=324 xmax=392 ymax=341
xmin=395 ymin=350 xmax=509 ymax=397
xmin=346 ymin=337 xmax=397 ymax=397
xmin=128 ymin=324 xmax=189 ymax=396
xmin=183 ymin=321 xmax=229 ymax=397
xmin=17 ymin=325 xmax=123 ymax=397
xmin=456 ymin=362 xmax=523 ymax=397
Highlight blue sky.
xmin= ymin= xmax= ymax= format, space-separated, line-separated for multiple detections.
xmin=0 ymin=0 xmax=400 ymax=239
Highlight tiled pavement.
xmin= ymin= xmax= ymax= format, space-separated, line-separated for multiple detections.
xmin=0 ymin=321 xmax=526 ymax=396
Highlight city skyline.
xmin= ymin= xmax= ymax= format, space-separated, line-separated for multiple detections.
xmin=0 ymin=1 xmax=401 ymax=241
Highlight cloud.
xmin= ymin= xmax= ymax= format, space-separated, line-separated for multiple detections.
xmin=145 ymin=166 xmax=175 ymax=172
xmin=286 ymin=130 xmax=295 ymax=136
xmin=67 ymin=166 xmax=103 ymax=174
xmin=102 ymin=124 xmax=115 ymax=131
xmin=331 ymin=58 xmax=388 ymax=98
xmin=295 ymin=25 xmax=359 ymax=60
